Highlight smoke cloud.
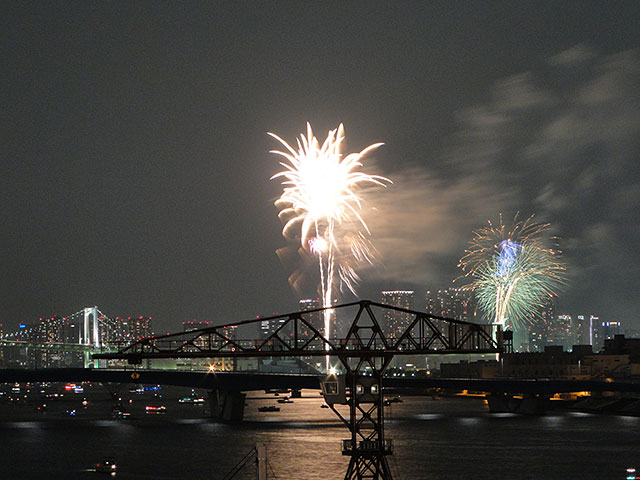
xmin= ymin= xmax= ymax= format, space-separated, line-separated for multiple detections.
xmin=367 ymin=46 xmax=640 ymax=320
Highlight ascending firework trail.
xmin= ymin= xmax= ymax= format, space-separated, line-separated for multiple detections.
xmin=270 ymin=123 xmax=390 ymax=369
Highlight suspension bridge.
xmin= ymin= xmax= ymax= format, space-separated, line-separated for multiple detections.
xmin=0 ymin=306 xmax=138 ymax=368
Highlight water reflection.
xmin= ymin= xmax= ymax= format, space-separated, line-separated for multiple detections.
xmin=1 ymin=397 xmax=639 ymax=479
xmin=6 ymin=421 xmax=42 ymax=429
xmin=491 ymin=412 xmax=517 ymax=418
xmin=458 ymin=417 xmax=481 ymax=426
xmin=541 ymin=415 xmax=565 ymax=428
xmin=414 ymin=413 xmax=443 ymax=420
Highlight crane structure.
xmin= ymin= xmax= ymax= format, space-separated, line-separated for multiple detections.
xmin=94 ymin=300 xmax=503 ymax=480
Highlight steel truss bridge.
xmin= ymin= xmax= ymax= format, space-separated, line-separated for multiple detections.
xmin=95 ymin=299 xmax=503 ymax=480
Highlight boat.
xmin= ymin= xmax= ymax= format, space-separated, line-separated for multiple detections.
xmin=258 ymin=405 xmax=280 ymax=412
xmin=277 ymin=397 xmax=293 ymax=404
xmin=95 ymin=457 xmax=117 ymax=474
xmin=384 ymin=396 xmax=402 ymax=405
xmin=320 ymin=403 xmax=330 ymax=409
xmin=112 ymin=409 xmax=131 ymax=419
xmin=178 ymin=397 xmax=205 ymax=404
xmin=145 ymin=405 xmax=167 ymax=415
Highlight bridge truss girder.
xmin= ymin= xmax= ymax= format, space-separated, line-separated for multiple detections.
xmin=94 ymin=300 xmax=501 ymax=363
xmin=94 ymin=300 xmax=502 ymax=480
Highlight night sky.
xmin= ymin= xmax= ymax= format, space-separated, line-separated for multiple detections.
xmin=2 ymin=2 xmax=640 ymax=333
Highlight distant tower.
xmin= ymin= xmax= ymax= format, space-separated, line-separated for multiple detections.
xmin=82 ymin=307 xmax=100 ymax=346
xmin=380 ymin=291 xmax=414 ymax=340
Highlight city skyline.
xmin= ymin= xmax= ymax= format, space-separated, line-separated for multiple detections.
xmin=3 ymin=3 xmax=640 ymax=333
xmin=7 ymin=288 xmax=630 ymax=345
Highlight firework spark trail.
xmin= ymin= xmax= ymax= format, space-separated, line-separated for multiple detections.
xmin=270 ymin=123 xmax=390 ymax=369
xmin=458 ymin=214 xmax=566 ymax=332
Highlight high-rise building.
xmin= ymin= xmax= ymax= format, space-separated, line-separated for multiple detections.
xmin=127 ymin=316 xmax=152 ymax=340
xmin=590 ymin=316 xmax=603 ymax=352
xmin=61 ymin=318 xmax=80 ymax=344
xmin=381 ymin=290 xmax=414 ymax=340
xmin=299 ymin=298 xmax=323 ymax=337
xmin=524 ymin=296 xmax=557 ymax=352
xmin=590 ymin=320 xmax=622 ymax=352
xmin=425 ymin=288 xmax=475 ymax=322
xmin=573 ymin=315 xmax=589 ymax=345
xmin=32 ymin=316 xmax=66 ymax=367
xmin=546 ymin=314 xmax=572 ymax=350
xmin=539 ymin=295 xmax=556 ymax=329
xmin=425 ymin=288 xmax=477 ymax=345
xmin=260 ymin=316 xmax=287 ymax=339
xmin=603 ymin=321 xmax=622 ymax=340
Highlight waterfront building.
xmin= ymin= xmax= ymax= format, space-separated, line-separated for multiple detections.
xmin=441 ymin=336 xmax=640 ymax=382
xmin=441 ymin=344 xmax=593 ymax=380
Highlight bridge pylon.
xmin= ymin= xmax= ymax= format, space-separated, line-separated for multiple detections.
xmin=82 ymin=307 xmax=101 ymax=368
xmin=340 ymin=362 xmax=394 ymax=480
xmin=321 ymin=303 xmax=396 ymax=480
xmin=82 ymin=306 xmax=100 ymax=347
